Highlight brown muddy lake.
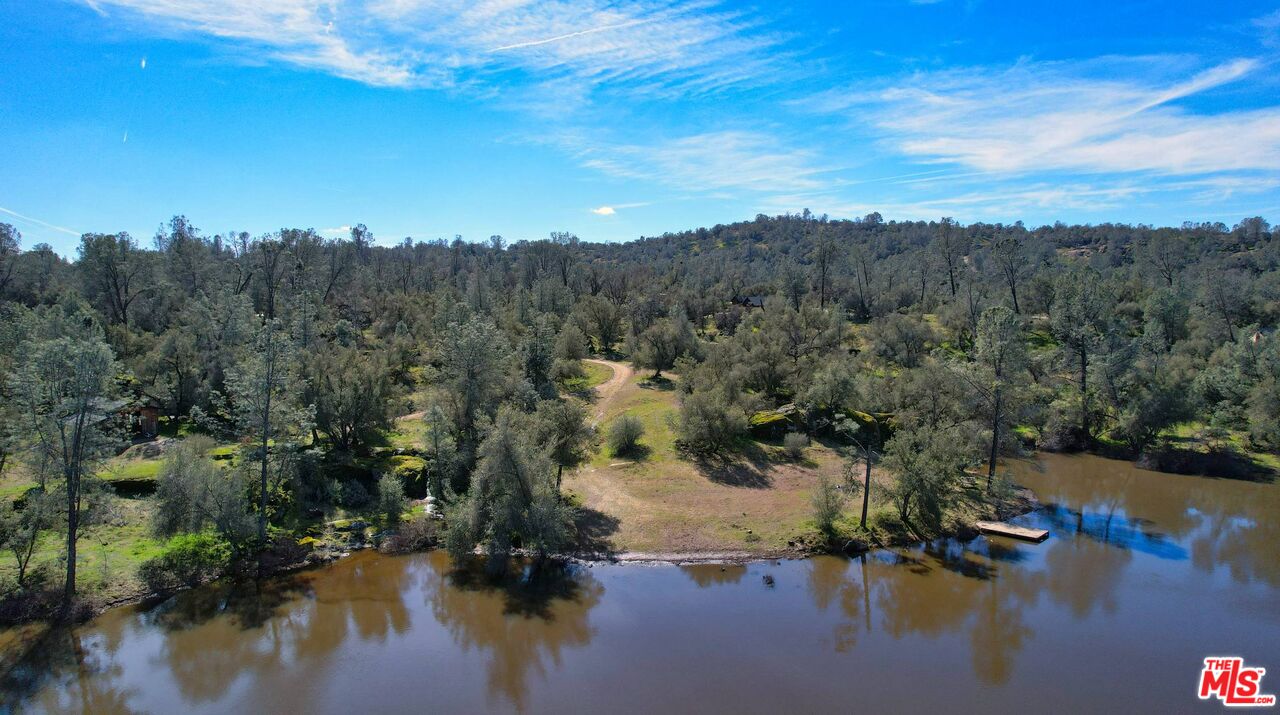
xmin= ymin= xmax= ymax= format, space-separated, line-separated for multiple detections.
xmin=4 ymin=453 xmax=1279 ymax=713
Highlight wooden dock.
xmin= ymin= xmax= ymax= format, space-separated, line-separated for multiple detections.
xmin=975 ymin=521 xmax=1049 ymax=542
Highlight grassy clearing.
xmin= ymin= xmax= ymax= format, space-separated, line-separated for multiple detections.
xmin=1162 ymin=421 xmax=1280 ymax=475
xmin=587 ymin=376 xmax=678 ymax=466
xmin=100 ymin=457 xmax=164 ymax=482
xmin=581 ymin=360 xmax=613 ymax=389
xmin=387 ymin=421 xmax=428 ymax=451
xmin=0 ymin=496 xmax=164 ymax=604
xmin=564 ymin=363 xmax=875 ymax=555
xmin=0 ymin=429 xmax=239 ymax=608
xmin=562 ymin=362 xmax=1021 ymax=555
xmin=557 ymin=359 xmax=614 ymax=396
xmin=156 ymin=416 xmax=203 ymax=439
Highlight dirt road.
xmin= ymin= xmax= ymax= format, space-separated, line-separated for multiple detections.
xmin=584 ymin=358 xmax=632 ymax=426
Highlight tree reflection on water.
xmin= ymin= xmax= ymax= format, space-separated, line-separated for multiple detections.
xmin=425 ymin=553 xmax=603 ymax=711
xmin=799 ymin=452 xmax=1280 ymax=689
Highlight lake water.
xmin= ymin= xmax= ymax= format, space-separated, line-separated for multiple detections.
xmin=4 ymin=453 xmax=1279 ymax=713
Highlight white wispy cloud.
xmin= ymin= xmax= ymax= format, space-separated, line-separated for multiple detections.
xmin=764 ymin=182 xmax=1147 ymax=221
xmin=80 ymin=1 xmax=410 ymax=86
xmin=1254 ymin=9 xmax=1280 ymax=47
xmin=807 ymin=56 xmax=1280 ymax=177
xmin=88 ymin=0 xmax=786 ymax=95
xmin=75 ymin=2 xmax=1280 ymax=224
xmin=768 ymin=172 xmax=1280 ymax=223
xmin=554 ymin=129 xmax=833 ymax=196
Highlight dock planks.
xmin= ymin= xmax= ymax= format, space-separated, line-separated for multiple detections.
xmin=975 ymin=521 xmax=1049 ymax=542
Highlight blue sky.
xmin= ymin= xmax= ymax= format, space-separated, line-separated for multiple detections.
xmin=2 ymin=1 xmax=1279 ymax=254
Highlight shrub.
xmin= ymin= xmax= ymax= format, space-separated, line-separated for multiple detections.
xmin=0 ymin=489 xmax=55 ymax=587
xmin=811 ymin=473 xmax=844 ymax=537
xmin=376 ymin=473 xmax=407 ymax=528
xmin=675 ymin=391 xmax=746 ymax=455
xmin=139 ymin=533 xmax=231 ymax=592
xmin=881 ymin=424 xmax=968 ymax=531
xmin=988 ymin=474 xmax=1017 ymax=503
xmin=1039 ymin=397 xmax=1085 ymax=452
xmin=608 ymin=415 xmax=646 ymax=457
xmin=555 ymin=323 xmax=589 ymax=361
xmin=551 ymin=358 xmax=586 ymax=383
xmin=783 ymin=432 xmax=808 ymax=459
xmin=1247 ymin=379 xmax=1280 ymax=450
xmin=338 ymin=479 xmax=370 ymax=508
xmin=444 ymin=493 xmax=483 ymax=562
xmin=153 ymin=436 xmax=254 ymax=544
xmin=382 ymin=516 xmax=441 ymax=554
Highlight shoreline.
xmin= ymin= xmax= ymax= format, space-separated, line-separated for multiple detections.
xmin=0 ymin=486 xmax=1044 ymax=682
xmin=0 ymin=485 xmax=1042 ymax=632
xmin=570 ymin=482 xmax=1041 ymax=566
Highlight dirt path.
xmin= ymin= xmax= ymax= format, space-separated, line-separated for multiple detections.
xmin=396 ymin=359 xmax=630 ymax=425
xmin=584 ymin=358 xmax=633 ymax=426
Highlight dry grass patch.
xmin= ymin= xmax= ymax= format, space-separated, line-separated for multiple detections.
xmin=563 ymin=361 xmax=882 ymax=555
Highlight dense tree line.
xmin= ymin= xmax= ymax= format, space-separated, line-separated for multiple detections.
xmin=0 ymin=209 xmax=1276 ymax=606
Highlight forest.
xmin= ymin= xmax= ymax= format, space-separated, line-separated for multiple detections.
xmin=0 ymin=210 xmax=1276 ymax=621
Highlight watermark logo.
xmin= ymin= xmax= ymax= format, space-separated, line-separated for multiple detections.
xmin=1199 ymin=657 xmax=1275 ymax=707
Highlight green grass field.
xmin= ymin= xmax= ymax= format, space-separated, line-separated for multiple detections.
xmin=0 ymin=496 xmax=164 ymax=603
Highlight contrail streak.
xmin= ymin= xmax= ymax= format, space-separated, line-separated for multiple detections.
xmin=490 ymin=19 xmax=652 ymax=52
xmin=0 ymin=206 xmax=82 ymax=236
